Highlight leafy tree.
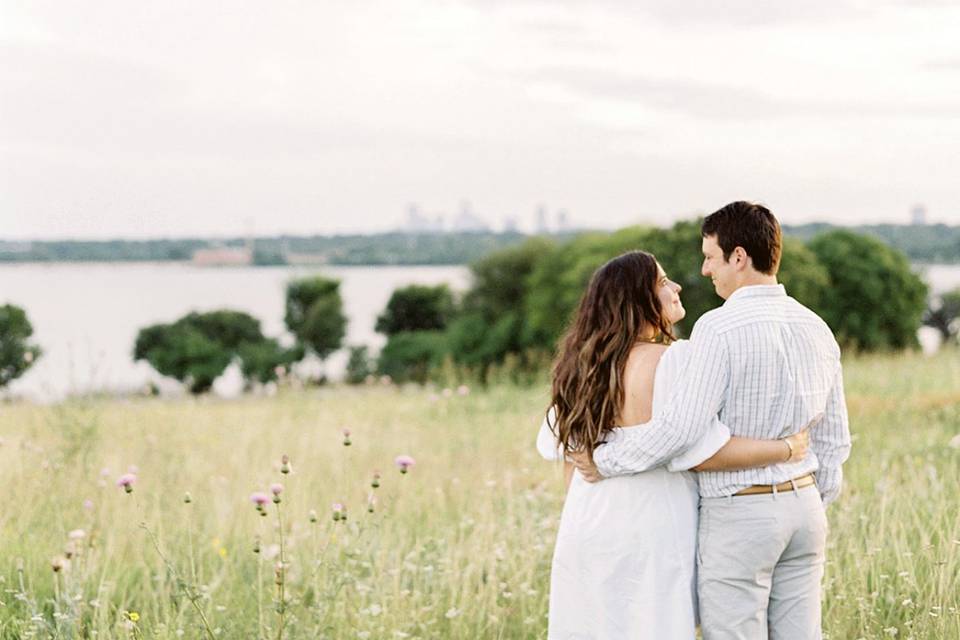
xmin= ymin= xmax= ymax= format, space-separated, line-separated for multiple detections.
xmin=345 ymin=345 xmax=374 ymax=384
xmin=777 ymin=237 xmax=830 ymax=313
xmin=0 ymin=304 xmax=42 ymax=389
xmin=447 ymin=237 xmax=555 ymax=376
xmin=923 ymin=288 xmax=960 ymax=342
xmin=376 ymin=285 xmax=455 ymax=336
xmin=238 ymin=339 xmax=304 ymax=385
xmin=376 ymin=331 xmax=448 ymax=384
xmin=284 ymin=276 xmax=347 ymax=360
xmin=134 ymin=322 xmax=232 ymax=394
xmin=808 ymin=230 xmax=928 ymax=350
xmin=134 ymin=309 xmax=296 ymax=393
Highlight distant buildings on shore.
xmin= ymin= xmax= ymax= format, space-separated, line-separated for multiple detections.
xmin=403 ymin=201 xmax=573 ymax=234
xmin=911 ymin=205 xmax=928 ymax=226
xmin=191 ymin=246 xmax=252 ymax=266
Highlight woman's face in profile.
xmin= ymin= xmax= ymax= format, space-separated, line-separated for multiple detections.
xmin=656 ymin=264 xmax=685 ymax=324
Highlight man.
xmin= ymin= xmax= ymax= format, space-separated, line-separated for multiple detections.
xmin=571 ymin=201 xmax=851 ymax=640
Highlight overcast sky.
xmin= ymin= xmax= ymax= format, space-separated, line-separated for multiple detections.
xmin=3 ymin=0 xmax=960 ymax=239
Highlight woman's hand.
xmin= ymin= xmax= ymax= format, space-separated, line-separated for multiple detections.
xmin=783 ymin=428 xmax=810 ymax=463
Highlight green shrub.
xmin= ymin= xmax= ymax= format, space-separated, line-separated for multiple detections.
xmin=0 ymin=304 xmax=42 ymax=389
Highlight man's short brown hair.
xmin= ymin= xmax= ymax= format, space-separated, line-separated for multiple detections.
xmin=701 ymin=201 xmax=782 ymax=275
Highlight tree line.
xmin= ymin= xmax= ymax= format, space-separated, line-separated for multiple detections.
xmin=1 ymin=221 xmax=958 ymax=394
xmin=2 ymin=223 xmax=959 ymax=265
xmin=368 ymin=221 xmax=947 ymax=385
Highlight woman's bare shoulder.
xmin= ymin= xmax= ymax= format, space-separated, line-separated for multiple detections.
xmin=624 ymin=343 xmax=670 ymax=378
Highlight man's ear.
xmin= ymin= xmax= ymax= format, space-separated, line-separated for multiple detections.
xmin=732 ymin=246 xmax=750 ymax=270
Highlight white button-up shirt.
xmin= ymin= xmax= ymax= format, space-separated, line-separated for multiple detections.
xmin=592 ymin=284 xmax=851 ymax=505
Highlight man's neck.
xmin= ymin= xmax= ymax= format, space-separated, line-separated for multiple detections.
xmin=731 ymin=274 xmax=778 ymax=295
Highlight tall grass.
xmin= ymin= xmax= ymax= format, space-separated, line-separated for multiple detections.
xmin=0 ymin=348 xmax=957 ymax=639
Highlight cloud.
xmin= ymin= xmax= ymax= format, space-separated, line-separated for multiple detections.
xmin=462 ymin=0 xmax=869 ymax=28
xmin=519 ymin=66 xmax=960 ymax=121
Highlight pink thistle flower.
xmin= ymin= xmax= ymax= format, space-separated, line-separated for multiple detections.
xmin=342 ymin=428 xmax=352 ymax=447
xmin=280 ymin=454 xmax=291 ymax=475
xmin=82 ymin=499 xmax=94 ymax=511
xmin=457 ymin=384 xmax=470 ymax=396
xmin=394 ymin=455 xmax=416 ymax=474
xmin=270 ymin=483 xmax=284 ymax=503
xmin=250 ymin=492 xmax=270 ymax=515
xmin=127 ymin=465 xmax=139 ymax=474
xmin=332 ymin=502 xmax=345 ymax=522
xmin=116 ymin=473 xmax=137 ymax=493
xmin=371 ymin=470 xmax=381 ymax=489
xmin=442 ymin=388 xmax=453 ymax=398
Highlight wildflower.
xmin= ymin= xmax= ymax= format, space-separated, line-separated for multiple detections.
xmin=367 ymin=493 xmax=377 ymax=513
xmin=308 ymin=509 xmax=318 ymax=523
xmin=100 ymin=467 xmax=111 ymax=478
xmin=394 ymin=455 xmax=416 ymax=474
xmin=274 ymin=365 xmax=286 ymax=378
xmin=250 ymin=492 xmax=270 ymax=516
xmin=116 ymin=473 xmax=136 ymax=493
xmin=270 ymin=483 xmax=284 ymax=503
xmin=51 ymin=556 xmax=67 ymax=572
xmin=68 ymin=529 xmax=85 ymax=542
xmin=280 ymin=454 xmax=291 ymax=474
xmin=442 ymin=388 xmax=453 ymax=398
xmin=380 ymin=375 xmax=392 ymax=385
xmin=457 ymin=385 xmax=470 ymax=396
xmin=371 ymin=470 xmax=381 ymax=489
xmin=183 ymin=492 xmax=192 ymax=504
xmin=127 ymin=465 xmax=139 ymax=474
xmin=342 ymin=428 xmax=352 ymax=446
xmin=128 ymin=611 xmax=140 ymax=623
xmin=332 ymin=502 xmax=346 ymax=522
xmin=253 ymin=536 xmax=261 ymax=554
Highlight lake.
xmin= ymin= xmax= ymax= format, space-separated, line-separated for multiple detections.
xmin=0 ymin=263 xmax=470 ymax=401
xmin=1 ymin=262 xmax=958 ymax=402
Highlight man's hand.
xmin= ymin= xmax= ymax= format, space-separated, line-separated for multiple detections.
xmin=568 ymin=449 xmax=604 ymax=483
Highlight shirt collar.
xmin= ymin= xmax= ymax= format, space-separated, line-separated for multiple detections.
xmin=725 ymin=283 xmax=787 ymax=303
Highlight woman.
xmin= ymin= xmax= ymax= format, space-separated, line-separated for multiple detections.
xmin=537 ymin=251 xmax=809 ymax=639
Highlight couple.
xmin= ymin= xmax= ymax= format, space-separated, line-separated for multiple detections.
xmin=537 ymin=202 xmax=851 ymax=639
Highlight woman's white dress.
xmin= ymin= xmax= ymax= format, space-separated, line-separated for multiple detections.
xmin=537 ymin=340 xmax=731 ymax=640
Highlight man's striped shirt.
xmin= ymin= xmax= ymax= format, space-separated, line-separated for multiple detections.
xmin=592 ymin=284 xmax=851 ymax=504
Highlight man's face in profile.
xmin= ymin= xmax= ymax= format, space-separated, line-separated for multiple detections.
xmin=701 ymin=235 xmax=737 ymax=300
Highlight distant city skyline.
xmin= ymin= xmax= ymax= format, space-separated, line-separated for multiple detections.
xmin=4 ymin=1 xmax=960 ymax=240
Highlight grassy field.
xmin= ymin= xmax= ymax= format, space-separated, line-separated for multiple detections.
xmin=1 ymin=348 xmax=958 ymax=639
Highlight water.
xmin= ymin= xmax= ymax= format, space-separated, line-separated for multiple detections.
xmin=2 ymin=262 xmax=958 ymax=402
xmin=0 ymin=263 xmax=470 ymax=401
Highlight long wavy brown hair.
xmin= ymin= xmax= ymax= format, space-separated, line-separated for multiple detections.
xmin=548 ymin=251 xmax=676 ymax=457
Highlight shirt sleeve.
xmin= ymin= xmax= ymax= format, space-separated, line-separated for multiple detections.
xmin=593 ymin=319 xmax=731 ymax=477
xmin=536 ymin=407 xmax=564 ymax=461
xmin=665 ymin=419 xmax=731 ymax=472
xmin=811 ymin=361 xmax=851 ymax=506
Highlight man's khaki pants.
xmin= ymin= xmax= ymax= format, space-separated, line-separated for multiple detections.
xmin=698 ymin=484 xmax=828 ymax=640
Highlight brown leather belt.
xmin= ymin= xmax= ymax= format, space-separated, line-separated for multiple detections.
xmin=734 ymin=473 xmax=816 ymax=496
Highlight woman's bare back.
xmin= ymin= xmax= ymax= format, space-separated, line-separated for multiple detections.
xmin=617 ymin=343 xmax=669 ymax=426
